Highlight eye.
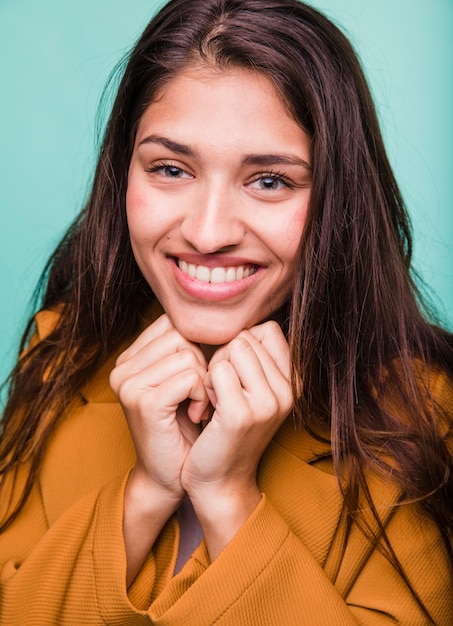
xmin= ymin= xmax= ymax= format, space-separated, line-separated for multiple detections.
xmin=145 ymin=163 xmax=193 ymax=179
xmin=248 ymin=172 xmax=294 ymax=192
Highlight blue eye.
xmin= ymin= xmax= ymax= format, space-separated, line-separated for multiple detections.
xmin=259 ymin=176 xmax=284 ymax=190
xmin=161 ymin=165 xmax=186 ymax=178
xmin=249 ymin=173 xmax=293 ymax=191
xmin=145 ymin=163 xmax=192 ymax=179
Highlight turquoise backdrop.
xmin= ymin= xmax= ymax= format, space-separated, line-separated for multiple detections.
xmin=1 ymin=0 xmax=452 ymax=387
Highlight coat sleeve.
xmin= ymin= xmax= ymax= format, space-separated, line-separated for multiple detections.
xmin=1 ymin=474 xmax=451 ymax=625
xmin=146 ymin=494 xmax=452 ymax=625
xmin=0 ymin=472 xmax=152 ymax=625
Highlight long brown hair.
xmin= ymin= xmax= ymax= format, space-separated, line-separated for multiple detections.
xmin=1 ymin=0 xmax=452 ymax=609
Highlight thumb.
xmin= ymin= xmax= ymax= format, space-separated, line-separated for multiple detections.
xmin=203 ymin=371 xmax=218 ymax=408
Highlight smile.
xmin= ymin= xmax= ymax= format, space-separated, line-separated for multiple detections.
xmin=177 ymin=259 xmax=257 ymax=284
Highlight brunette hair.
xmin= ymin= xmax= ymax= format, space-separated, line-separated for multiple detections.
xmin=1 ymin=0 xmax=452 ymax=612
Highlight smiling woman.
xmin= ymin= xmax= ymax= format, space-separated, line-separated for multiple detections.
xmin=126 ymin=66 xmax=311 ymax=345
xmin=0 ymin=0 xmax=452 ymax=624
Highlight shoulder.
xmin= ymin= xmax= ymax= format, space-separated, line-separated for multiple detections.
xmin=430 ymin=369 xmax=453 ymax=455
xmin=34 ymin=308 xmax=63 ymax=340
xmin=432 ymin=369 xmax=453 ymax=410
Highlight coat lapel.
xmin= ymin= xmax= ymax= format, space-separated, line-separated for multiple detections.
xmin=258 ymin=418 xmax=343 ymax=567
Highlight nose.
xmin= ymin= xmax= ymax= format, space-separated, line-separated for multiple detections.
xmin=179 ymin=183 xmax=245 ymax=253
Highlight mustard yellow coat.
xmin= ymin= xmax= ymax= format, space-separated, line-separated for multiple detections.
xmin=0 ymin=310 xmax=452 ymax=625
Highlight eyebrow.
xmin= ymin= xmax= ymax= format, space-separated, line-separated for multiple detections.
xmin=138 ymin=135 xmax=197 ymax=157
xmin=138 ymin=135 xmax=311 ymax=170
xmin=241 ymin=153 xmax=311 ymax=171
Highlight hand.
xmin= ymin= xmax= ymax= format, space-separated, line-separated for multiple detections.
xmin=181 ymin=320 xmax=293 ymax=559
xmin=110 ymin=314 xmax=209 ymax=502
xmin=110 ymin=314 xmax=211 ymax=585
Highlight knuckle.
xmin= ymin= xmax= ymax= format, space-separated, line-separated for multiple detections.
xmin=208 ymin=346 xmax=229 ymax=368
xmin=179 ymin=367 xmax=199 ymax=386
xmin=116 ymin=376 xmax=143 ymax=407
xmin=210 ymin=359 xmax=230 ymax=377
xmin=114 ymin=353 xmax=125 ymax=367
xmin=284 ymin=385 xmax=294 ymax=409
xmin=230 ymin=336 xmax=252 ymax=354
xmin=208 ymin=358 xmax=228 ymax=374
xmin=109 ymin=367 xmax=121 ymax=394
xmin=263 ymin=394 xmax=279 ymax=418
xmin=178 ymin=348 xmax=201 ymax=368
xmin=265 ymin=319 xmax=281 ymax=333
xmin=249 ymin=390 xmax=279 ymax=421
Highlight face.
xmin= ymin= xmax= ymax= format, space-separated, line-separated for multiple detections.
xmin=126 ymin=65 xmax=312 ymax=346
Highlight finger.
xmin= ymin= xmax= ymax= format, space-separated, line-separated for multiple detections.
xmin=115 ymin=326 xmax=207 ymax=379
xmin=219 ymin=336 xmax=292 ymax=419
xmin=122 ymin=367 xmax=209 ymax=425
xmin=226 ymin=336 xmax=275 ymax=397
xmin=207 ymin=358 xmax=250 ymax=423
xmin=208 ymin=334 xmax=288 ymax=401
xmin=187 ymin=397 xmax=211 ymax=424
xmin=235 ymin=331 xmax=290 ymax=390
xmin=246 ymin=321 xmax=290 ymax=376
xmin=176 ymin=402 xmax=202 ymax=443
xmin=246 ymin=323 xmax=301 ymax=397
xmin=208 ymin=322 xmax=289 ymax=380
xmin=203 ymin=371 xmax=218 ymax=408
xmin=207 ymin=341 xmax=230 ymax=367
xmin=115 ymin=314 xmax=173 ymax=365
xmin=110 ymin=348 xmax=208 ymax=401
xmin=209 ymin=338 xmax=280 ymax=424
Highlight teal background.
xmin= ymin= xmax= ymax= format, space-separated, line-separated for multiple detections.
xmin=1 ymin=0 xmax=452 ymax=388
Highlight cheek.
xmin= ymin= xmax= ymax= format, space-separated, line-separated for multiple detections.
xmin=125 ymin=185 xmax=181 ymax=273
xmin=126 ymin=182 xmax=162 ymax=244
xmin=125 ymin=189 xmax=158 ymax=270
xmin=268 ymin=205 xmax=307 ymax=264
xmin=125 ymin=180 xmax=149 ymax=223
xmin=126 ymin=178 xmax=181 ymax=233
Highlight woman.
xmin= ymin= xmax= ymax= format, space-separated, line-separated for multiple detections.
xmin=0 ymin=0 xmax=452 ymax=623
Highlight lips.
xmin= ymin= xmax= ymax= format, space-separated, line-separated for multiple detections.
xmin=177 ymin=259 xmax=257 ymax=284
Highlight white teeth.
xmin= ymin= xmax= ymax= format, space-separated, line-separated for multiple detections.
xmin=195 ymin=265 xmax=211 ymax=283
xmin=178 ymin=260 xmax=254 ymax=283
xmin=210 ymin=267 xmax=226 ymax=283
xmin=225 ymin=267 xmax=236 ymax=282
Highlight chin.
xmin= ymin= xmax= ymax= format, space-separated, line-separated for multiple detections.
xmin=181 ymin=327 xmax=238 ymax=347
xmin=171 ymin=316 xmax=248 ymax=347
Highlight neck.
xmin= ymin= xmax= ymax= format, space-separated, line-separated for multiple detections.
xmin=199 ymin=343 xmax=220 ymax=362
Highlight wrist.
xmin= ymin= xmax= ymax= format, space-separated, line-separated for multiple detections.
xmin=126 ymin=464 xmax=184 ymax=516
xmin=123 ymin=465 xmax=185 ymax=587
xmin=188 ymin=482 xmax=262 ymax=561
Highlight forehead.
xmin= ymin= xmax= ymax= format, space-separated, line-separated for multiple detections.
xmin=135 ymin=64 xmax=310 ymax=159
xmin=147 ymin=64 xmax=285 ymax=117
xmin=153 ymin=62 xmax=278 ymax=99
